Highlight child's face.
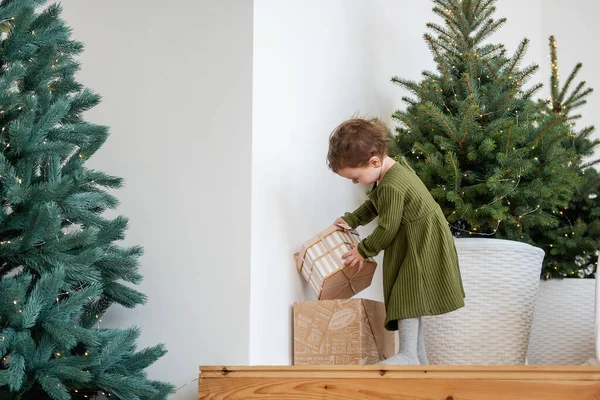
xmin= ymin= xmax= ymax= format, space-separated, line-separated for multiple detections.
xmin=337 ymin=157 xmax=382 ymax=185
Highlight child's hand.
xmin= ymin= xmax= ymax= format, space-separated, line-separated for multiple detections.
xmin=333 ymin=218 xmax=351 ymax=231
xmin=342 ymin=243 xmax=365 ymax=271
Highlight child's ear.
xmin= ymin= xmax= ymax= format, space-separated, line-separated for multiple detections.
xmin=369 ymin=156 xmax=382 ymax=168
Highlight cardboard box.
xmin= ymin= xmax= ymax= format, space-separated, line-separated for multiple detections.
xmin=294 ymin=225 xmax=377 ymax=300
xmin=293 ymin=298 xmax=395 ymax=365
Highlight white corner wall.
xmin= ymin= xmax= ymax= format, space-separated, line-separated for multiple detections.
xmin=61 ymin=1 xmax=253 ymax=399
xmin=250 ymin=0 xmax=384 ymax=365
xmin=250 ymin=0 xmax=543 ymax=365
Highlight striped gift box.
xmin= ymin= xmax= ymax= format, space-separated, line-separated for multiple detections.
xmin=294 ymin=225 xmax=377 ymax=300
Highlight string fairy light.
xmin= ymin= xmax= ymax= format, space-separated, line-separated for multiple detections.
xmin=448 ymin=219 xmax=502 ymax=236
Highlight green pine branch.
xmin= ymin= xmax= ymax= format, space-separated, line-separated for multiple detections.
xmin=0 ymin=1 xmax=175 ymax=398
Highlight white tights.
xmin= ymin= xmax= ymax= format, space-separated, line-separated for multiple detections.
xmin=377 ymin=318 xmax=428 ymax=365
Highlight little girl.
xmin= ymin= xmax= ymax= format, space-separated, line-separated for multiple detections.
xmin=327 ymin=117 xmax=465 ymax=365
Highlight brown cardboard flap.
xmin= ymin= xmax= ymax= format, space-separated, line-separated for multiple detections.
xmin=319 ymin=283 xmax=355 ymax=301
xmin=338 ymin=260 xmax=376 ymax=281
xmin=362 ymin=299 xmax=395 ymax=359
xmin=319 ymin=275 xmax=375 ymax=301
xmin=294 ymin=252 xmax=303 ymax=272
xmin=323 ymin=270 xmax=375 ymax=291
xmin=321 ymin=257 xmax=377 ymax=283
xmin=349 ymin=276 xmax=377 ymax=295
xmin=293 ymin=299 xmax=394 ymax=365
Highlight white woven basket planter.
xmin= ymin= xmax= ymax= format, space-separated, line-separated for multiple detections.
xmin=422 ymin=238 xmax=544 ymax=365
xmin=527 ymin=278 xmax=596 ymax=365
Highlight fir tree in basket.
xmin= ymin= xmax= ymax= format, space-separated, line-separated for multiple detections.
xmin=389 ymin=0 xmax=579 ymax=243
xmin=529 ymin=36 xmax=600 ymax=280
xmin=534 ymin=167 xmax=600 ymax=280
xmin=0 ymin=1 xmax=174 ymax=399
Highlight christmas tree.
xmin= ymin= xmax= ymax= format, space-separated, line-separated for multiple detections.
xmin=530 ymin=36 xmax=600 ymax=279
xmin=390 ymin=0 xmax=579 ymax=241
xmin=0 ymin=1 xmax=174 ymax=399
xmin=535 ymin=167 xmax=600 ymax=279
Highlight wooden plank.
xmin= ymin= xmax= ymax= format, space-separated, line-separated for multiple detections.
xmin=198 ymin=365 xmax=600 ymax=400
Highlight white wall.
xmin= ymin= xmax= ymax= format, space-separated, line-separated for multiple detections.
xmin=250 ymin=0 xmax=382 ymax=365
xmin=250 ymin=0 xmax=544 ymax=365
xmin=60 ymin=1 xmax=253 ymax=399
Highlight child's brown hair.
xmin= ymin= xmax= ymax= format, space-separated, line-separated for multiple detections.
xmin=327 ymin=117 xmax=391 ymax=173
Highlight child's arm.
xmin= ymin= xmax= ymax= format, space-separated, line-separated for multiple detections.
xmin=356 ymin=185 xmax=404 ymax=258
xmin=340 ymin=199 xmax=378 ymax=229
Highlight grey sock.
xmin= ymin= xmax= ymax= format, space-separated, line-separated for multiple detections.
xmin=377 ymin=318 xmax=420 ymax=365
xmin=417 ymin=317 xmax=429 ymax=365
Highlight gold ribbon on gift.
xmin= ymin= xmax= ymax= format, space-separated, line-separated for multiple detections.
xmin=294 ymin=225 xmax=357 ymax=278
xmin=294 ymin=225 xmax=377 ymax=300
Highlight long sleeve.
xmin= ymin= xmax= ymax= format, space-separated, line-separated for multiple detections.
xmin=357 ymin=185 xmax=404 ymax=258
xmin=341 ymin=199 xmax=378 ymax=229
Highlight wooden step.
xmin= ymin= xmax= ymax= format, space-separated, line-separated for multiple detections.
xmin=199 ymin=364 xmax=600 ymax=399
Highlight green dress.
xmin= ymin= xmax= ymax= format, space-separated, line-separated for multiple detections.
xmin=342 ymin=162 xmax=465 ymax=331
